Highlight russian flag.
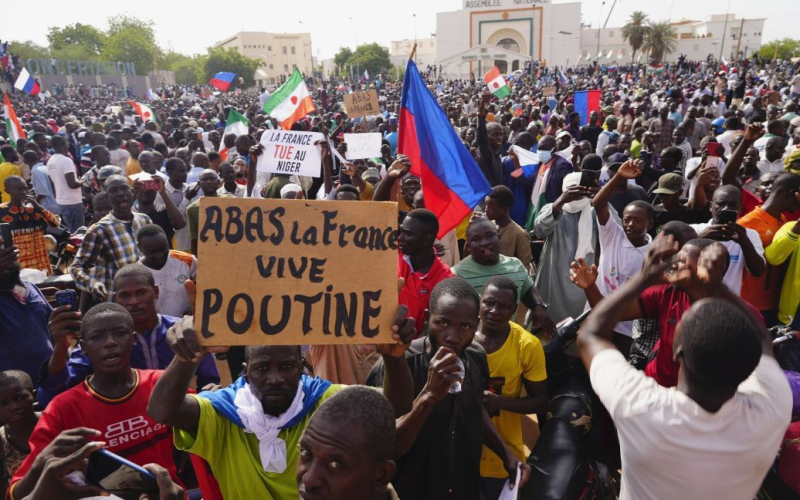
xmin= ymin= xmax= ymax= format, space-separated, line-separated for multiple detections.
xmin=14 ymin=68 xmax=40 ymax=96
xmin=573 ymin=89 xmax=601 ymax=126
xmin=210 ymin=72 xmax=236 ymax=92
xmin=399 ymin=60 xmax=490 ymax=238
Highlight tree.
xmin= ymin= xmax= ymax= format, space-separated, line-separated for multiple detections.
xmin=643 ymin=22 xmax=677 ymax=63
xmin=159 ymin=52 xmax=201 ymax=85
xmin=7 ymin=41 xmax=50 ymax=62
xmin=334 ymin=47 xmax=353 ymax=69
xmin=621 ymin=12 xmax=650 ymax=64
xmin=200 ymin=47 xmax=260 ymax=89
xmin=758 ymin=38 xmax=800 ymax=61
xmin=101 ymin=15 xmax=160 ymax=74
xmin=349 ymin=43 xmax=391 ymax=77
xmin=47 ymin=24 xmax=105 ymax=56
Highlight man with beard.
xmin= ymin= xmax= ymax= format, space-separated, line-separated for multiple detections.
xmin=0 ymin=240 xmax=53 ymax=385
xmin=147 ymin=307 xmax=416 ymax=498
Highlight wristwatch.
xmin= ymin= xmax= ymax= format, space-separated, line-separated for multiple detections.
xmin=532 ymin=300 xmax=548 ymax=309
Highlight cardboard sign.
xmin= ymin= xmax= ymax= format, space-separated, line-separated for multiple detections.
xmin=343 ymin=90 xmax=380 ymax=118
xmin=256 ymin=130 xmax=324 ymax=178
xmin=195 ymin=198 xmax=400 ymax=346
xmin=344 ymin=133 xmax=382 ymax=159
xmin=542 ymin=86 xmax=556 ymax=97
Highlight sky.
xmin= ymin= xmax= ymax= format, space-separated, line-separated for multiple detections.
xmin=1 ymin=0 xmax=797 ymax=60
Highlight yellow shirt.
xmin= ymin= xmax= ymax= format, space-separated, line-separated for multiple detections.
xmin=125 ymin=157 xmax=142 ymax=178
xmin=0 ymin=162 xmax=22 ymax=203
xmin=480 ymin=322 xmax=547 ymax=478
xmin=764 ymin=222 xmax=800 ymax=325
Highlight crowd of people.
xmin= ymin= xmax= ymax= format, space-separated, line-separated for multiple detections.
xmin=0 ymin=50 xmax=800 ymax=500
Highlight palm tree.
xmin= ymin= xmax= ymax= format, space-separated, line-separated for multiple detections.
xmin=621 ymin=11 xmax=650 ymax=63
xmin=643 ymin=22 xmax=677 ymax=63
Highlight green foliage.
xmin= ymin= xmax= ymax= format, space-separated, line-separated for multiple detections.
xmin=621 ymin=12 xmax=650 ymax=63
xmin=47 ymin=23 xmax=106 ymax=56
xmin=7 ymin=41 xmax=50 ymax=62
xmin=642 ymin=22 xmax=677 ymax=63
xmin=201 ymin=47 xmax=260 ymax=88
xmin=101 ymin=15 xmax=159 ymax=74
xmin=334 ymin=44 xmax=390 ymax=77
xmin=758 ymin=39 xmax=800 ymax=60
xmin=350 ymin=43 xmax=391 ymax=77
xmin=334 ymin=47 xmax=353 ymax=68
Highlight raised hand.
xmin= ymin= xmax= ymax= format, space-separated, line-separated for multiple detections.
xmin=569 ymin=258 xmax=598 ymax=290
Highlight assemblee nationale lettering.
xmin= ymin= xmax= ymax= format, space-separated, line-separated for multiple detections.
xmin=199 ymin=206 xmax=398 ymax=252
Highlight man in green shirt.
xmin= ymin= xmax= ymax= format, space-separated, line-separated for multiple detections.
xmin=147 ymin=308 xmax=417 ymax=499
xmin=453 ymin=218 xmax=556 ymax=337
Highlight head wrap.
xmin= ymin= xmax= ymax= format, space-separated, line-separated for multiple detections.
xmin=560 ymin=172 xmax=595 ymax=260
xmin=784 ymin=148 xmax=800 ymax=174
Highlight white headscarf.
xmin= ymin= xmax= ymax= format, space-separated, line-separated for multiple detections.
xmin=234 ymin=380 xmax=306 ymax=473
xmin=561 ymin=172 xmax=595 ymax=260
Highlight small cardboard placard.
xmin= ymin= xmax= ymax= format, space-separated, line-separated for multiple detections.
xmin=195 ymin=197 xmax=400 ymax=346
xmin=344 ymin=133 xmax=382 ymax=160
xmin=542 ymin=86 xmax=557 ymax=97
xmin=343 ymin=90 xmax=380 ymax=118
xmin=256 ymin=130 xmax=324 ymax=178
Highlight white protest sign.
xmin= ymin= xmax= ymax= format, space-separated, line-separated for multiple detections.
xmin=344 ymin=133 xmax=382 ymax=160
xmin=257 ymin=130 xmax=324 ymax=178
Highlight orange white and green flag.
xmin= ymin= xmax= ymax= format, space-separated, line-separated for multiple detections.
xmin=3 ymin=93 xmax=26 ymax=146
xmin=262 ymin=69 xmax=316 ymax=130
xmin=484 ymin=67 xmax=510 ymax=98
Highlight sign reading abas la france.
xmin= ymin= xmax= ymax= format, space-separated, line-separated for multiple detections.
xmin=257 ymin=130 xmax=324 ymax=178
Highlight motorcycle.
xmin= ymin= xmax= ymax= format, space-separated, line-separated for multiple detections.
xmin=44 ymin=226 xmax=82 ymax=275
xmin=523 ymin=311 xmax=620 ymax=500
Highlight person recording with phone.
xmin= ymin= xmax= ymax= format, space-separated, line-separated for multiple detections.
xmin=689 ymin=185 xmax=765 ymax=295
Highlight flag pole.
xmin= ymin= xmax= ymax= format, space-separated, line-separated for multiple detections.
xmin=409 ymin=43 xmax=418 ymax=62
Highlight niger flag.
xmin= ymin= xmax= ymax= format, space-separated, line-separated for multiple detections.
xmin=262 ymin=69 xmax=316 ymax=130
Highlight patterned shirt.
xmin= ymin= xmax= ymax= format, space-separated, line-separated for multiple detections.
xmin=70 ymin=212 xmax=152 ymax=293
xmin=0 ymin=203 xmax=60 ymax=274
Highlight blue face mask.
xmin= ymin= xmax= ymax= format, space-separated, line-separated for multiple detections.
xmin=538 ymin=149 xmax=553 ymax=163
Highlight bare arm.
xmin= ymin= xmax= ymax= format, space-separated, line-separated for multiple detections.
xmin=157 ymin=179 xmax=186 ymax=230
xmin=147 ymin=357 xmax=201 ymax=434
xmin=64 ymin=172 xmax=81 ymax=190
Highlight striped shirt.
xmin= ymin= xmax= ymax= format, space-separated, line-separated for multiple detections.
xmin=453 ymin=255 xmax=533 ymax=301
xmin=70 ymin=212 xmax=152 ymax=293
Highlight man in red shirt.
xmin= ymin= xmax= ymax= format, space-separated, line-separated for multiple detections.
xmin=9 ymin=303 xmax=181 ymax=499
xmin=571 ymin=237 xmax=764 ymax=387
xmin=398 ymin=209 xmax=454 ymax=334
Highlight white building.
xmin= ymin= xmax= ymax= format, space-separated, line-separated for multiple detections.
xmin=579 ymin=14 xmax=765 ymax=64
xmin=390 ymin=38 xmax=437 ymax=69
xmin=214 ymin=32 xmax=314 ymax=87
xmin=436 ymin=0 xmax=581 ymax=79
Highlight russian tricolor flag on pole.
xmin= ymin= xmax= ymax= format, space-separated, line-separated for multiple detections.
xmin=573 ymin=89 xmax=601 ymax=126
xmin=210 ymin=72 xmax=236 ymax=91
xmin=399 ymin=59 xmax=490 ymax=238
xmin=14 ymin=68 xmax=40 ymax=96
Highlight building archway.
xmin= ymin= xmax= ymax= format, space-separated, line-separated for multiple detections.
xmin=486 ymin=29 xmax=526 ymax=75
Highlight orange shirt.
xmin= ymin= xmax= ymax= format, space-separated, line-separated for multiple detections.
xmin=738 ymin=206 xmax=786 ymax=311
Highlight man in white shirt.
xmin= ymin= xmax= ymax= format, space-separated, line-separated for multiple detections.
xmin=690 ymin=185 xmax=764 ymax=295
xmin=137 ymin=224 xmax=196 ymax=317
xmin=756 ymin=136 xmax=789 ymax=174
xmin=157 ymin=158 xmax=192 ymax=252
xmin=576 ymin=234 xmax=791 ymax=500
xmin=186 ymin=152 xmax=209 ymax=184
xmin=46 ymin=136 xmax=84 ymax=231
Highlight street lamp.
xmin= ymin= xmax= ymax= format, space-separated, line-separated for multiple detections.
xmin=349 ymin=17 xmax=359 ymax=79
